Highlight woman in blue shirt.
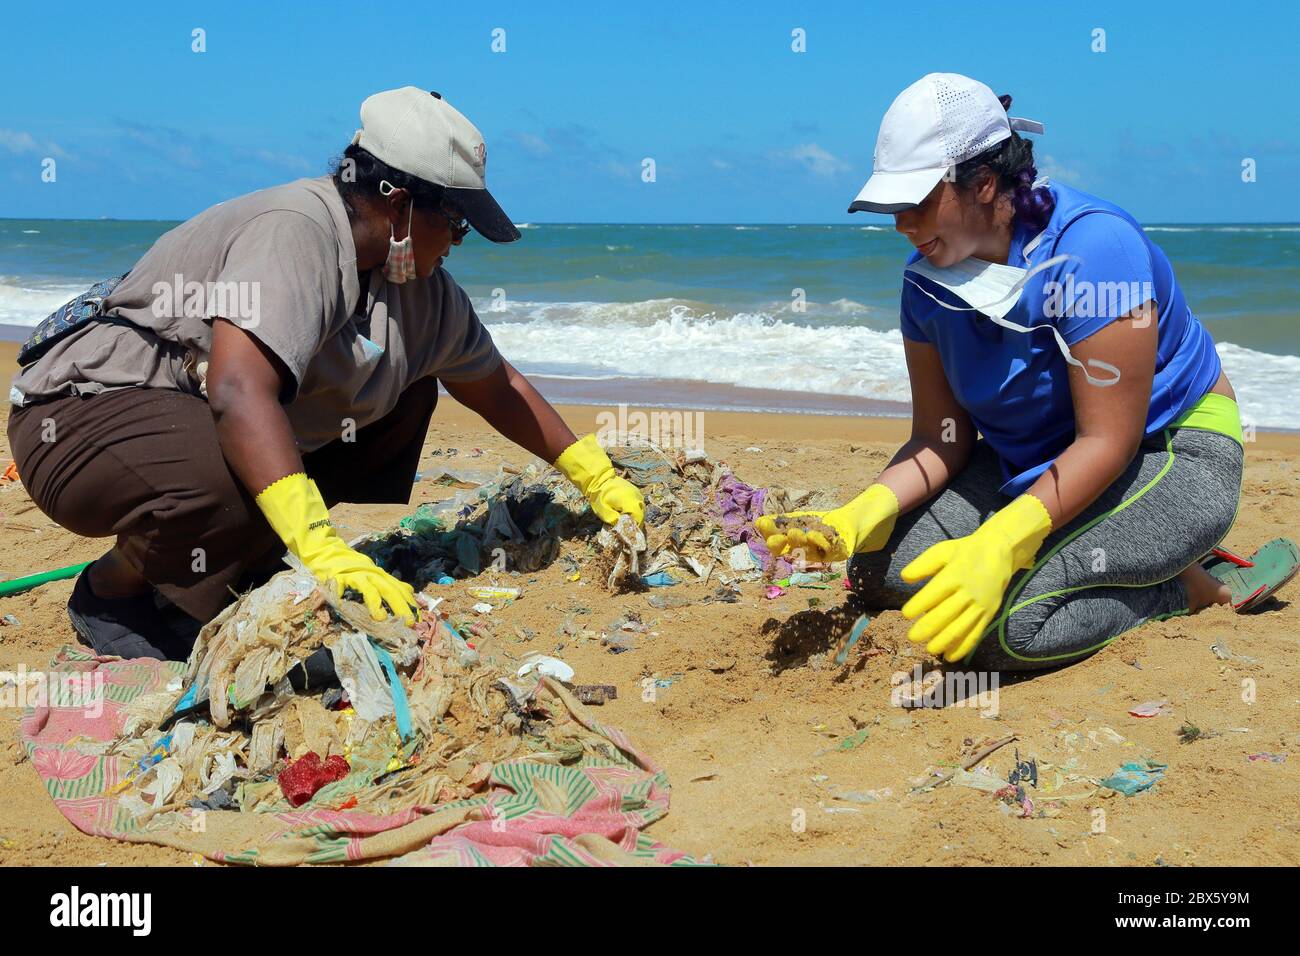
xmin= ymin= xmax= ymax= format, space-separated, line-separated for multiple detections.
xmin=758 ymin=74 xmax=1297 ymax=671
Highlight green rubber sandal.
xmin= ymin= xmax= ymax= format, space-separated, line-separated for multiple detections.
xmin=1202 ymin=538 xmax=1300 ymax=612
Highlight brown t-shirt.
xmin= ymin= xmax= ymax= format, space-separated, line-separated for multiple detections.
xmin=11 ymin=176 xmax=501 ymax=452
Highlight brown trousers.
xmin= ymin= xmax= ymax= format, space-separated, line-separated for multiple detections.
xmin=8 ymin=380 xmax=439 ymax=622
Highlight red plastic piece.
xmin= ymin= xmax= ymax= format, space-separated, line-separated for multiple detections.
xmin=278 ymin=752 xmax=351 ymax=807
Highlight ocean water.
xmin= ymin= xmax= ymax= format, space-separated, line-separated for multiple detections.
xmin=3 ymin=217 xmax=1299 ymax=428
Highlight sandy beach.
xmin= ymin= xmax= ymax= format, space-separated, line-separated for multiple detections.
xmin=2 ymin=337 xmax=1298 ymax=867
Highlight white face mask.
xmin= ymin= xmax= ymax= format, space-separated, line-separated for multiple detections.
xmin=904 ymin=253 xmax=1121 ymax=387
xmin=379 ymin=180 xmax=417 ymax=284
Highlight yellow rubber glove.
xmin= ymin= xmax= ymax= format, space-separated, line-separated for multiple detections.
xmin=554 ymin=434 xmax=645 ymax=525
xmin=255 ymin=472 xmax=418 ymax=625
xmin=900 ymin=493 xmax=1053 ymax=662
xmin=755 ymin=483 xmax=900 ymax=564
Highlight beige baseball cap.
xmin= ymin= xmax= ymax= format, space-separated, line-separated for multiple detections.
xmin=352 ymin=86 xmax=520 ymax=243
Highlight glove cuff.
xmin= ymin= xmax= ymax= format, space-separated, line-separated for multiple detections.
xmin=843 ymin=483 xmax=902 ymax=554
xmin=254 ymin=472 xmax=337 ymax=561
xmin=987 ymin=493 xmax=1054 ymax=570
xmin=553 ymin=433 xmax=612 ymax=495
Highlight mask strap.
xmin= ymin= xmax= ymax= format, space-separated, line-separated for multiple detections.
xmin=378 ymin=180 xmax=413 ymax=240
xmin=903 ymin=253 xmax=1121 ymax=388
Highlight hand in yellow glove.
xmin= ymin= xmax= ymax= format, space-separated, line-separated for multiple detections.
xmin=755 ymin=483 xmax=900 ymax=564
xmin=255 ymin=472 xmax=419 ymax=625
xmin=554 ymin=434 xmax=645 ymax=525
xmin=900 ymin=494 xmax=1053 ymax=662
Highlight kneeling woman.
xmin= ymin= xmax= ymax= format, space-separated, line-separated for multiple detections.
xmin=760 ymin=73 xmax=1296 ymax=671
xmin=8 ymin=87 xmax=642 ymax=660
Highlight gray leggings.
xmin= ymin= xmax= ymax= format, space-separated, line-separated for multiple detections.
xmin=848 ymin=426 xmax=1243 ymax=671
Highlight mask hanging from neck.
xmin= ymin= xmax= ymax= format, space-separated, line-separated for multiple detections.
xmin=903 ymin=252 xmax=1121 ymax=387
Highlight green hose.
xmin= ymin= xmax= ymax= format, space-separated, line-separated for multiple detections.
xmin=0 ymin=561 xmax=92 ymax=598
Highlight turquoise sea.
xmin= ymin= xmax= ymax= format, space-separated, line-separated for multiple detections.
xmin=3 ymin=217 xmax=1298 ymax=427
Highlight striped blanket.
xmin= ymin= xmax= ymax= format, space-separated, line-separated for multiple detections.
xmin=20 ymin=645 xmax=702 ymax=866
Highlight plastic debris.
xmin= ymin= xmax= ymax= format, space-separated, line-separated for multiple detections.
xmin=1128 ymin=700 xmax=1173 ymax=718
xmin=950 ymin=768 xmax=1005 ymax=793
xmin=1008 ymin=750 xmax=1038 ymax=788
xmin=517 ymin=654 xmax=575 ymax=682
xmin=471 ymin=602 xmax=494 ymax=614
xmin=467 ymin=586 xmax=521 ymax=603
xmin=1099 ymin=760 xmax=1168 ymax=795
xmin=764 ymin=585 xmax=785 ymax=600
xmin=727 ymin=543 xmax=759 ymax=572
xmin=332 ymin=632 xmax=396 ymax=723
xmin=831 ymin=788 xmax=893 ymax=803
xmin=1247 ymin=752 xmax=1287 ymax=763
xmin=278 ymin=752 xmax=351 ymax=808
xmin=640 ymin=571 xmax=678 ymax=587
xmin=833 ymin=613 xmax=871 ymax=665
xmin=0 ymin=614 xmax=19 ymax=627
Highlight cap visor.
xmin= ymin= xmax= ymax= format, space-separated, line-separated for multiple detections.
xmin=847 ymin=166 xmax=947 ymax=215
xmin=445 ymin=186 xmax=521 ymax=243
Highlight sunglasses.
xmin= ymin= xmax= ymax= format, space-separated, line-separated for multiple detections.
xmin=439 ymin=200 xmax=470 ymax=241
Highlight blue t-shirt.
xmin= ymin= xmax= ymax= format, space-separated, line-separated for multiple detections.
xmin=899 ymin=182 xmax=1221 ymax=496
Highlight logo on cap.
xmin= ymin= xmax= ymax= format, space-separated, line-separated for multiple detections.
xmin=474 ymin=142 xmax=487 ymax=169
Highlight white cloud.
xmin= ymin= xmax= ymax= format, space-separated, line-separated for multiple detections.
xmin=0 ymin=128 xmax=66 ymax=158
xmin=781 ymin=142 xmax=850 ymax=177
xmin=1037 ymin=152 xmax=1083 ymax=187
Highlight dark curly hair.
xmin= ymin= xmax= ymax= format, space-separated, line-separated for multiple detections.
xmin=951 ymin=95 xmax=1054 ymax=232
xmin=329 ymin=143 xmax=445 ymax=220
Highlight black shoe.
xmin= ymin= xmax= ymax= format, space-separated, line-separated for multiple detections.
xmin=66 ymin=566 xmax=200 ymax=661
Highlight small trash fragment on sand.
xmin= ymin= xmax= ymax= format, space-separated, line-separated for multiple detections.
xmin=1247 ymin=752 xmax=1287 ymax=763
xmin=1128 ymin=700 xmax=1172 ymax=718
xmin=1088 ymin=726 xmax=1127 ymax=745
xmin=0 ymin=614 xmax=19 ymax=627
xmin=516 ymin=654 xmax=575 ymax=682
xmin=831 ymin=788 xmax=893 ymax=803
xmin=572 ymin=684 xmax=618 ymax=705
xmin=467 ymin=586 xmax=521 ymax=603
xmin=647 ymin=594 xmax=691 ymax=610
xmin=640 ymin=571 xmax=677 ymax=588
xmin=471 ymin=602 xmax=494 ymax=615
xmin=994 ymin=784 xmax=1035 ymax=818
xmin=764 ymin=585 xmax=785 ymax=600
xmin=833 ymin=613 xmax=871 ymax=666
xmin=1210 ymin=640 xmax=1232 ymax=660
xmin=601 ymin=632 xmax=637 ymax=654
xmin=950 ymin=769 xmax=1004 ymax=793
xmin=1099 ymin=760 xmax=1167 ymax=796
xmin=834 ymin=728 xmax=871 ymax=752
xmin=689 ymin=772 xmax=720 ymax=783
xmin=727 ymin=543 xmax=759 ymax=572
xmin=1008 ymin=750 xmax=1038 ymax=788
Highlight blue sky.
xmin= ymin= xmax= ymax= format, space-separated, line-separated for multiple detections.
xmin=2 ymin=1 xmax=1296 ymax=224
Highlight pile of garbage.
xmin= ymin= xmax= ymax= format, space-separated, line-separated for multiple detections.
xmin=89 ymin=441 xmax=842 ymax=833
xmin=359 ymin=442 xmax=844 ymax=595
xmin=110 ymin=570 xmax=637 ymax=821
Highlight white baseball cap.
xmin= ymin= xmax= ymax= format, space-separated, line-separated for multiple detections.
xmin=848 ymin=73 xmax=1044 ymax=215
xmin=353 ymin=86 xmax=520 ymax=243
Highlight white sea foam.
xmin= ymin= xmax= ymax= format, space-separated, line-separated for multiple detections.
xmin=0 ymin=279 xmax=86 ymax=326
xmin=478 ymin=298 xmax=1300 ymax=429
